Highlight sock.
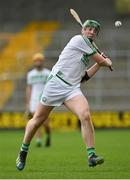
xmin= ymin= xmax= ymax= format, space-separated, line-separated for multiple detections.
xmin=21 ymin=143 xmax=30 ymax=152
xmin=46 ymin=132 xmax=50 ymax=139
xmin=87 ymin=147 xmax=95 ymax=157
xmin=36 ymin=138 xmax=42 ymax=144
xmin=45 ymin=127 xmax=51 ymax=141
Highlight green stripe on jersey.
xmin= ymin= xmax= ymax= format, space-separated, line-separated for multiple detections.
xmin=82 ymin=35 xmax=97 ymax=55
xmin=81 ymin=54 xmax=90 ymax=66
xmin=30 ymin=74 xmax=48 ymax=84
xmin=46 ymin=74 xmax=53 ymax=83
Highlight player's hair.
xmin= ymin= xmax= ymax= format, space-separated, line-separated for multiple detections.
xmin=32 ymin=53 xmax=45 ymax=61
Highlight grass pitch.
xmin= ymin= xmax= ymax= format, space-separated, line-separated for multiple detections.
xmin=0 ymin=129 xmax=130 ymax=179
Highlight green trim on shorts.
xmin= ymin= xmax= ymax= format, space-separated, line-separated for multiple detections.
xmin=56 ymin=73 xmax=72 ymax=86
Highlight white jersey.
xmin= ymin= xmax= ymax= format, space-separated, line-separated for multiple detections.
xmin=27 ymin=68 xmax=50 ymax=112
xmin=51 ymin=35 xmax=97 ymax=86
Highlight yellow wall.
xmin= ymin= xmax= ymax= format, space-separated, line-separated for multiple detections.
xmin=0 ymin=111 xmax=130 ymax=129
xmin=0 ymin=21 xmax=60 ymax=110
xmin=115 ymin=0 xmax=130 ymax=15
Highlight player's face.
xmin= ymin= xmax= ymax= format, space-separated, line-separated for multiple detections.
xmin=34 ymin=60 xmax=44 ymax=70
xmin=82 ymin=27 xmax=98 ymax=40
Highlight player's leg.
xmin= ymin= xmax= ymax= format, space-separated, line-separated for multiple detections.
xmin=27 ymin=112 xmax=43 ymax=147
xmin=23 ymin=104 xmax=53 ymax=144
xmin=64 ymin=95 xmax=104 ymax=167
xmin=43 ymin=118 xmax=51 ymax=147
xmin=35 ymin=118 xmax=51 ymax=147
xmin=35 ymin=127 xmax=43 ymax=147
xmin=65 ymin=95 xmax=95 ymax=148
xmin=16 ymin=103 xmax=54 ymax=170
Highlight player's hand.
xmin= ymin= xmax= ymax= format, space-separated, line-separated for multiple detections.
xmin=99 ymin=58 xmax=112 ymax=67
xmin=106 ymin=58 xmax=112 ymax=67
xmin=101 ymin=52 xmax=107 ymax=59
xmin=101 ymin=53 xmax=113 ymax=71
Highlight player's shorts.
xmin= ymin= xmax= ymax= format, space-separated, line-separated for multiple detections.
xmin=40 ymin=74 xmax=83 ymax=106
xmin=29 ymin=100 xmax=39 ymax=113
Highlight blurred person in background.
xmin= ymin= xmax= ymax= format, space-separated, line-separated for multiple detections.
xmin=26 ymin=53 xmax=51 ymax=147
xmin=16 ymin=20 xmax=112 ymax=170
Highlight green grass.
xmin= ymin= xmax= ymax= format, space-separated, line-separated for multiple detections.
xmin=0 ymin=129 xmax=130 ymax=179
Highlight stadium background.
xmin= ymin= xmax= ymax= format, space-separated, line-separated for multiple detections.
xmin=0 ymin=0 xmax=130 ymax=179
xmin=0 ymin=0 xmax=130 ymax=129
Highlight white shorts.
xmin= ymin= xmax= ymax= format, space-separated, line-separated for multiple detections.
xmin=40 ymin=75 xmax=83 ymax=106
xmin=29 ymin=100 xmax=39 ymax=114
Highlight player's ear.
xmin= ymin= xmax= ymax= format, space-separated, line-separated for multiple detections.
xmin=81 ymin=27 xmax=85 ymax=34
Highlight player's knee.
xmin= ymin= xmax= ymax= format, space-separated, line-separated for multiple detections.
xmin=31 ymin=115 xmax=46 ymax=128
xmin=79 ymin=110 xmax=91 ymax=122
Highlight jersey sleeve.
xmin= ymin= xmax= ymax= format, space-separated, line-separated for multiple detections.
xmin=72 ymin=35 xmax=97 ymax=56
xmin=46 ymin=69 xmax=51 ymax=77
xmin=27 ymin=73 xmax=32 ymax=85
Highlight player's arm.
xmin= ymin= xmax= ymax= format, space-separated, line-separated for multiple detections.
xmin=81 ymin=63 xmax=100 ymax=82
xmin=26 ymin=85 xmax=32 ymax=113
xmin=77 ymin=36 xmax=112 ymax=68
xmin=91 ymin=52 xmax=112 ymax=67
xmin=91 ymin=41 xmax=113 ymax=68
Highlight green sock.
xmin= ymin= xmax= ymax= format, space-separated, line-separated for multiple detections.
xmin=21 ymin=143 xmax=30 ymax=152
xmin=46 ymin=132 xmax=50 ymax=139
xmin=87 ymin=147 xmax=95 ymax=157
xmin=36 ymin=138 xmax=42 ymax=144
